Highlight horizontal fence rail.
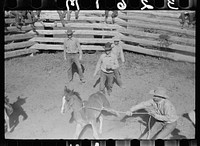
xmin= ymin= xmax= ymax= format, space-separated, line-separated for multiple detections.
xmin=4 ymin=10 xmax=195 ymax=63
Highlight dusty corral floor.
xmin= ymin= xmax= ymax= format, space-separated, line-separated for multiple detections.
xmin=5 ymin=51 xmax=195 ymax=139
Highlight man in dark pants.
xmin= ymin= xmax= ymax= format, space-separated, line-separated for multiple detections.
xmin=57 ymin=11 xmax=68 ymax=27
xmin=93 ymin=42 xmax=119 ymax=96
xmin=63 ymin=27 xmax=86 ymax=83
xmin=126 ymin=87 xmax=179 ymax=139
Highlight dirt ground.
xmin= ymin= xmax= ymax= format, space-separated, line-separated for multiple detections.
xmin=4 ymin=51 xmax=195 ymax=139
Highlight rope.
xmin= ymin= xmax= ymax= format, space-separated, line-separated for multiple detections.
xmin=84 ymin=106 xmax=152 ymax=139
xmin=85 ymin=106 xmax=148 ymax=115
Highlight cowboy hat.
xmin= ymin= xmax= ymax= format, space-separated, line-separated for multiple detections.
xmin=112 ymin=36 xmax=120 ymax=41
xmin=65 ymin=27 xmax=75 ymax=35
xmin=104 ymin=42 xmax=113 ymax=51
xmin=149 ymin=87 xmax=169 ymax=99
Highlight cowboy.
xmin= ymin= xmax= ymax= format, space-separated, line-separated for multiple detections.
xmin=93 ymin=42 xmax=119 ymax=96
xmin=104 ymin=10 xmax=118 ymax=24
xmin=111 ymin=36 xmax=125 ymax=89
xmin=179 ymin=11 xmax=196 ymax=28
xmin=126 ymin=87 xmax=179 ymax=139
xmin=66 ymin=0 xmax=80 ymax=21
xmin=64 ymin=27 xmax=86 ymax=83
xmin=56 ymin=10 xmax=68 ymax=27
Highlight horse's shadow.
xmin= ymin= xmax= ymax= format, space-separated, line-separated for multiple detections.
xmin=9 ymin=96 xmax=28 ymax=132
xmin=68 ymin=62 xmax=85 ymax=82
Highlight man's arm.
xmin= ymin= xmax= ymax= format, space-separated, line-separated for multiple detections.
xmin=130 ymin=99 xmax=152 ymax=112
xmin=77 ymin=39 xmax=82 ymax=60
xmin=93 ymin=56 xmax=102 ymax=76
xmin=120 ymin=45 xmax=125 ymax=63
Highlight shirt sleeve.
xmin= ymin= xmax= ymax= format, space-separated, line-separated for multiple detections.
xmin=130 ymin=99 xmax=153 ymax=112
xmin=63 ymin=38 xmax=67 ymax=49
xmin=76 ymin=39 xmax=82 ymax=52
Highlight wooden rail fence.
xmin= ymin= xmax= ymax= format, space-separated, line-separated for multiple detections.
xmin=4 ymin=10 xmax=195 ymax=63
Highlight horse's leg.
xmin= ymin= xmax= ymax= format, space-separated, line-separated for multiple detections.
xmin=61 ymin=96 xmax=66 ymax=114
xmin=91 ymin=121 xmax=99 ymax=139
xmin=99 ymin=115 xmax=103 ymax=134
xmin=74 ymin=123 xmax=84 ymax=139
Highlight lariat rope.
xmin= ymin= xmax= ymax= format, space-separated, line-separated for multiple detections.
xmin=83 ymin=105 xmax=152 ymax=139
xmin=66 ymin=103 xmax=152 ymax=139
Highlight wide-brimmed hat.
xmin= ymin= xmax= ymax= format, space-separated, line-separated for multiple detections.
xmin=149 ymin=87 xmax=169 ymax=99
xmin=65 ymin=27 xmax=75 ymax=35
xmin=104 ymin=42 xmax=113 ymax=51
xmin=112 ymin=36 xmax=120 ymax=42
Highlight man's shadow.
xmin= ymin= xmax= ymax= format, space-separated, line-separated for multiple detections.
xmin=182 ymin=112 xmax=195 ymax=127
xmin=169 ymin=128 xmax=187 ymax=139
xmin=9 ymin=96 xmax=28 ymax=132
xmin=68 ymin=62 xmax=85 ymax=82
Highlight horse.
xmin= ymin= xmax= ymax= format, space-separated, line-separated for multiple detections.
xmin=60 ymin=86 xmax=119 ymax=139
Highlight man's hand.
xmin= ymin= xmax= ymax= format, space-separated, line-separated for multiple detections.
xmin=126 ymin=111 xmax=133 ymax=116
xmin=148 ymin=111 xmax=157 ymax=117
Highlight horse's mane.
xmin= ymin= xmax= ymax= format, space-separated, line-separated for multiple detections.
xmin=65 ymin=88 xmax=82 ymax=101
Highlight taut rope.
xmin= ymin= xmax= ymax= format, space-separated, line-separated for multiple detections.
xmin=80 ymin=105 xmax=152 ymax=139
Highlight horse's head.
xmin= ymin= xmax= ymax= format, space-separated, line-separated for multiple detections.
xmin=62 ymin=86 xmax=82 ymax=112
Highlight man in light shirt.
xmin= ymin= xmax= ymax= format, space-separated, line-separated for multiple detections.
xmin=93 ymin=42 xmax=119 ymax=96
xmin=126 ymin=87 xmax=179 ymax=139
xmin=64 ymin=27 xmax=86 ymax=83
xmin=111 ymin=36 xmax=125 ymax=89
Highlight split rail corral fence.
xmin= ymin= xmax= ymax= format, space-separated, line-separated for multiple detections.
xmin=5 ymin=10 xmax=195 ymax=63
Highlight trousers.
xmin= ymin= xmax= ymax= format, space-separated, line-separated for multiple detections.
xmin=140 ymin=116 xmax=177 ymax=139
xmin=66 ymin=54 xmax=84 ymax=81
xmin=100 ymin=70 xmax=115 ymax=95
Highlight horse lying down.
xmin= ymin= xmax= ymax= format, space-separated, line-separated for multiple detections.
xmin=61 ymin=86 xmax=119 ymax=139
